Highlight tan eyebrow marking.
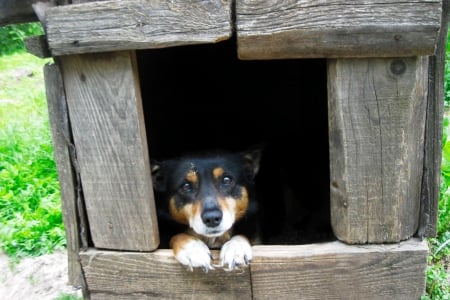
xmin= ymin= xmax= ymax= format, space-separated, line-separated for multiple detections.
xmin=212 ymin=167 xmax=224 ymax=179
xmin=186 ymin=169 xmax=198 ymax=184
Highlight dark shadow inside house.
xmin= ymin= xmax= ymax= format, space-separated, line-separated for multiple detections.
xmin=137 ymin=39 xmax=334 ymax=247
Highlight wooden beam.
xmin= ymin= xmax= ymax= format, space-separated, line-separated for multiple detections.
xmin=418 ymin=0 xmax=450 ymax=238
xmin=44 ymin=0 xmax=232 ymax=56
xmin=251 ymin=239 xmax=428 ymax=300
xmin=328 ymin=57 xmax=429 ymax=243
xmin=236 ymin=0 xmax=442 ymax=59
xmin=79 ymin=239 xmax=427 ymax=299
xmin=59 ymin=51 xmax=159 ymax=251
xmin=25 ymin=35 xmax=51 ymax=58
xmin=80 ymin=249 xmax=251 ymax=299
xmin=44 ymin=63 xmax=83 ymax=287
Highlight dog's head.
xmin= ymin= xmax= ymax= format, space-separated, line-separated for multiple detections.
xmin=151 ymin=148 xmax=261 ymax=238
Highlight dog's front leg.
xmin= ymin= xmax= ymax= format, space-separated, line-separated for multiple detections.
xmin=219 ymin=235 xmax=253 ymax=271
xmin=170 ymin=233 xmax=214 ymax=272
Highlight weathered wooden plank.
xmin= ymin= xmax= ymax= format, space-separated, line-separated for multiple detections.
xmin=71 ymin=0 xmax=105 ymax=3
xmin=79 ymin=249 xmax=252 ymax=299
xmin=44 ymin=0 xmax=232 ymax=56
xmin=328 ymin=57 xmax=428 ymax=243
xmin=25 ymin=35 xmax=51 ymax=58
xmin=44 ymin=63 xmax=83 ymax=287
xmin=251 ymin=239 xmax=428 ymax=300
xmin=80 ymin=240 xmax=428 ymax=299
xmin=59 ymin=51 xmax=159 ymax=251
xmin=236 ymin=0 xmax=442 ymax=59
xmin=418 ymin=0 xmax=450 ymax=238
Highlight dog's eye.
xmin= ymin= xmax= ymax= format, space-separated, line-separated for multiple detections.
xmin=181 ymin=182 xmax=194 ymax=193
xmin=222 ymin=176 xmax=233 ymax=185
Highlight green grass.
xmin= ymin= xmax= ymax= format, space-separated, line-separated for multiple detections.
xmin=0 ymin=23 xmax=43 ymax=55
xmin=53 ymin=293 xmax=83 ymax=300
xmin=0 ymin=52 xmax=65 ymax=259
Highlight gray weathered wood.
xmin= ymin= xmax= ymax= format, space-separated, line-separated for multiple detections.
xmin=71 ymin=0 xmax=106 ymax=3
xmin=251 ymin=239 xmax=428 ymax=300
xmin=25 ymin=35 xmax=51 ymax=58
xmin=236 ymin=0 xmax=442 ymax=59
xmin=328 ymin=57 xmax=429 ymax=243
xmin=79 ymin=249 xmax=251 ymax=299
xmin=44 ymin=63 xmax=83 ymax=287
xmin=44 ymin=0 xmax=232 ymax=56
xmin=59 ymin=51 xmax=159 ymax=251
xmin=79 ymin=239 xmax=427 ymax=299
xmin=418 ymin=0 xmax=450 ymax=238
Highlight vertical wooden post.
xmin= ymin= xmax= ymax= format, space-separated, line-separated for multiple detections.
xmin=328 ymin=57 xmax=428 ymax=243
xmin=44 ymin=63 xmax=83 ymax=287
xmin=418 ymin=0 xmax=450 ymax=238
xmin=59 ymin=51 xmax=159 ymax=251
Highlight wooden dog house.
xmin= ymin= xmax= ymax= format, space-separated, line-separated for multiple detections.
xmin=2 ymin=0 xmax=449 ymax=299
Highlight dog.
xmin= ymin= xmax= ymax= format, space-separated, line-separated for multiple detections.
xmin=151 ymin=147 xmax=261 ymax=271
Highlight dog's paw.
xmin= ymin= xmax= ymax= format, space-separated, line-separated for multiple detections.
xmin=171 ymin=234 xmax=214 ymax=272
xmin=219 ymin=235 xmax=252 ymax=271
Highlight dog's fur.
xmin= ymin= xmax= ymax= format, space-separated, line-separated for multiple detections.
xmin=151 ymin=148 xmax=261 ymax=271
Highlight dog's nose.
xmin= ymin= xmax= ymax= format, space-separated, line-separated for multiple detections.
xmin=201 ymin=209 xmax=223 ymax=228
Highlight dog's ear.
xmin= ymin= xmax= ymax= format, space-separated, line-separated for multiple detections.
xmin=242 ymin=143 xmax=265 ymax=179
xmin=150 ymin=160 xmax=166 ymax=192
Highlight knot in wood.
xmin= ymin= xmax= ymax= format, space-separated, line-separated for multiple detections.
xmin=390 ymin=59 xmax=406 ymax=75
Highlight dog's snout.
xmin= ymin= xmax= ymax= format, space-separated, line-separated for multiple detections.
xmin=201 ymin=208 xmax=223 ymax=228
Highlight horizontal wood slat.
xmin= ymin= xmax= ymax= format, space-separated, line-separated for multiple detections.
xmin=79 ymin=239 xmax=427 ymax=299
xmin=44 ymin=0 xmax=232 ymax=56
xmin=251 ymin=239 xmax=428 ymax=300
xmin=80 ymin=249 xmax=251 ymax=300
xmin=236 ymin=0 xmax=442 ymax=59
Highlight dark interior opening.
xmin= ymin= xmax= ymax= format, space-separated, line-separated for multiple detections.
xmin=137 ymin=39 xmax=334 ymax=246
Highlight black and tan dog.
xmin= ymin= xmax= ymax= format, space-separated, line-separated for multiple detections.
xmin=151 ymin=148 xmax=261 ymax=271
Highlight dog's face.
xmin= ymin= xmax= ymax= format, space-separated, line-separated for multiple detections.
xmin=152 ymin=150 xmax=260 ymax=238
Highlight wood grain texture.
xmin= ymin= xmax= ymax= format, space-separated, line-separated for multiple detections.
xmin=25 ymin=35 xmax=51 ymax=58
xmin=44 ymin=63 xmax=83 ymax=287
xmin=418 ymin=0 xmax=450 ymax=238
xmin=59 ymin=51 xmax=159 ymax=251
xmin=328 ymin=57 xmax=428 ymax=243
xmin=236 ymin=0 xmax=442 ymax=59
xmin=80 ymin=249 xmax=251 ymax=299
xmin=79 ymin=239 xmax=427 ymax=299
xmin=45 ymin=0 xmax=232 ymax=56
xmin=251 ymin=239 xmax=428 ymax=300
xmin=71 ymin=0 xmax=107 ymax=3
